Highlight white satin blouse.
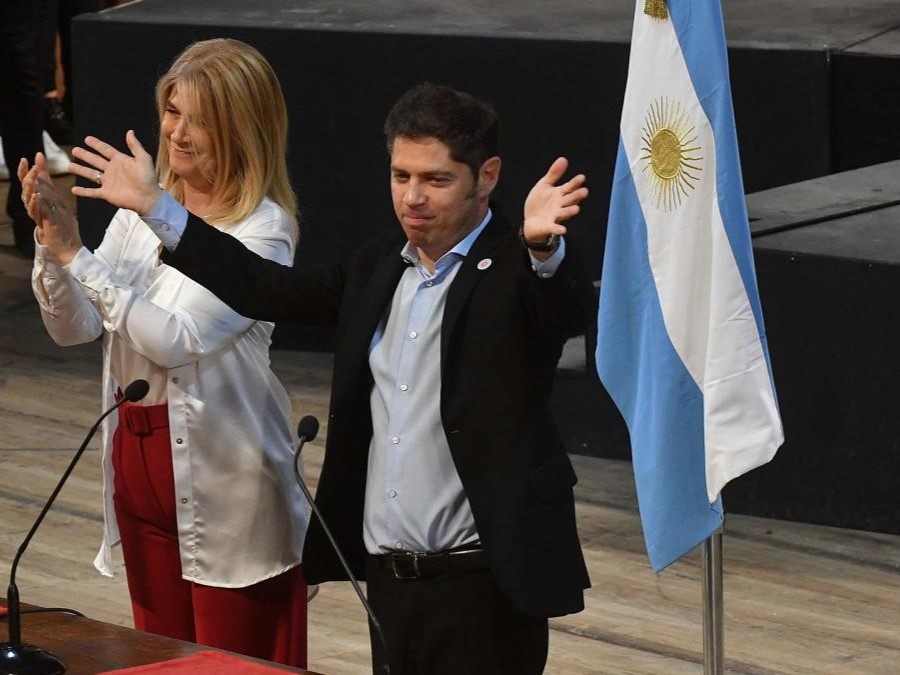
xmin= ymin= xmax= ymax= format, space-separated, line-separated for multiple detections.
xmin=31 ymin=198 xmax=310 ymax=588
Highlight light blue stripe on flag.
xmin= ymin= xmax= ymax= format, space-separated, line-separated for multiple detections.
xmin=600 ymin=141 xmax=724 ymax=572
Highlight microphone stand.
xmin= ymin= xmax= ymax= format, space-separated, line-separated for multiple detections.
xmin=1 ymin=380 xmax=149 ymax=674
xmin=293 ymin=418 xmax=390 ymax=674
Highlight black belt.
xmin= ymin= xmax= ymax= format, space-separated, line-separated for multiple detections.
xmin=373 ymin=548 xmax=489 ymax=581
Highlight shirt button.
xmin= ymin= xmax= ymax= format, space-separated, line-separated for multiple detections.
xmin=175 ymin=437 xmax=183 ymax=444
xmin=79 ymin=275 xmax=87 ymax=282
xmin=180 ymin=497 xmax=188 ymax=504
xmin=541 ymin=272 xmax=551 ymax=279
xmin=396 ymin=541 xmax=403 ymax=549
xmin=162 ymin=224 xmax=170 ymax=231
xmin=391 ymin=436 xmax=400 ymax=444
xmin=172 ymin=377 xmax=179 ymax=384
xmin=409 ymin=331 xmax=418 ymax=339
xmin=425 ymin=280 xmax=434 ymax=287
xmin=399 ymin=384 xmax=409 ymax=392
xmin=388 ymin=489 xmax=397 ymax=498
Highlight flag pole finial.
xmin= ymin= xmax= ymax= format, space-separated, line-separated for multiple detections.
xmin=644 ymin=0 xmax=668 ymax=20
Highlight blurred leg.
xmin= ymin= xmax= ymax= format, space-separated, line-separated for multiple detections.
xmin=192 ymin=566 xmax=309 ymax=668
xmin=0 ymin=0 xmax=47 ymax=256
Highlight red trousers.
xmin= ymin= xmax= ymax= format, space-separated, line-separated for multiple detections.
xmin=112 ymin=401 xmax=308 ymax=668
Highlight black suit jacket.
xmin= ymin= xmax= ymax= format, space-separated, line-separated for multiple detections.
xmin=162 ymin=210 xmax=594 ymax=618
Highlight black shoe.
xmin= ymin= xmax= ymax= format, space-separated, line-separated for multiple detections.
xmin=45 ymin=97 xmax=73 ymax=146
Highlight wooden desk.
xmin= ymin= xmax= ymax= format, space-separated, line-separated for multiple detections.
xmin=1 ymin=602 xmax=320 ymax=674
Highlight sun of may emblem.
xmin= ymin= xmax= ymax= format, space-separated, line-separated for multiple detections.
xmin=640 ymin=97 xmax=703 ymax=211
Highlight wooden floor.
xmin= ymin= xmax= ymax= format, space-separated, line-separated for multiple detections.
xmin=2 ymin=177 xmax=900 ymax=673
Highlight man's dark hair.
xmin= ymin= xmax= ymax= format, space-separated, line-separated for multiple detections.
xmin=384 ymin=83 xmax=501 ymax=178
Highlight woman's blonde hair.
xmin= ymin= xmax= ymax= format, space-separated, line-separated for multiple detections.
xmin=155 ymin=38 xmax=297 ymax=229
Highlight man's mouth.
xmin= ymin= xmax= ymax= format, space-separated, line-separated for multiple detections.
xmin=403 ymin=213 xmax=432 ymax=226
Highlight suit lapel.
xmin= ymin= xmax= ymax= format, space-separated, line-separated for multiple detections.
xmin=336 ymin=247 xmax=408 ymax=387
xmin=441 ymin=213 xmax=510 ymax=366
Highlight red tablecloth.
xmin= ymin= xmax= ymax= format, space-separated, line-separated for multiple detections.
xmin=97 ymin=651 xmax=292 ymax=674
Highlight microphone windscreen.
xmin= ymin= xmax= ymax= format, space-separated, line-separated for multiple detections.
xmin=297 ymin=415 xmax=319 ymax=443
xmin=122 ymin=379 xmax=150 ymax=403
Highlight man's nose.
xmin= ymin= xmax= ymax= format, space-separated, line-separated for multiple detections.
xmin=403 ymin=181 xmax=426 ymax=205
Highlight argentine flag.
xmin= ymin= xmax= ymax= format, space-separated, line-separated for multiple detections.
xmin=596 ymin=0 xmax=784 ymax=572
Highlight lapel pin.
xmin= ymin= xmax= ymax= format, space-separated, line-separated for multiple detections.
xmin=477 ymin=258 xmax=492 ymax=271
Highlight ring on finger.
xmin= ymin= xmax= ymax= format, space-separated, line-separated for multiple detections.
xmin=94 ymin=172 xmax=103 ymax=185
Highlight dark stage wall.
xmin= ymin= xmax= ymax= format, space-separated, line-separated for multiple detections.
xmin=72 ymin=0 xmax=900 ymax=278
xmin=728 ymin=160 xmax=900 ymax=534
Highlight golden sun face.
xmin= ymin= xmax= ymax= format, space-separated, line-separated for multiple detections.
xmin=640 ymin=97 xmax=703 ymax=212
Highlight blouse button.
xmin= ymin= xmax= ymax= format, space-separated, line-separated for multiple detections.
xmin=180 ymin=497 xmax=188 ymax=504
xmin=175 ymin=438 xmax=183 ymax=444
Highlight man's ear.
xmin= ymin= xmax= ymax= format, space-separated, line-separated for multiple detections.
xmin=478 ymin=156 xmax=502 ymax=198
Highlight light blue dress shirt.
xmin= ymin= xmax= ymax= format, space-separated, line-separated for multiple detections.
xmin=363 ymin=210 xmax=565 ymax=554
xmin=143 ymin=198 xmax=567 ymax=555
xmin=145 ymin=192 xmax=188 ymax=249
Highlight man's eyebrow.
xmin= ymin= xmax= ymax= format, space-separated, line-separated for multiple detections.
xmin=388 ymin=168 xmax=456 ymax=180
xmin=390 ymin=168 xmax=454 ymax=178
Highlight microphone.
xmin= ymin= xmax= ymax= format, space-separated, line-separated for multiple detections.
xmin=1 ymin=379 xmax=150 ymax=674
xmin=292 ymin=415 xmax=390 ymax=674
xmin=296 ymin=415 xmax=319 ymax=446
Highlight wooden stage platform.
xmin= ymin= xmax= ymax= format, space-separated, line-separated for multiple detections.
xmin=1 ymin=178 xmax=899 ymax=672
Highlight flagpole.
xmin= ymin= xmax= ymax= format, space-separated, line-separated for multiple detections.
xmin=701 ymin=527 xmax=724 ymax=674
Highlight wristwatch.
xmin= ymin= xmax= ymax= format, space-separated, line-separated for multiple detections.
xmin=518 ymin=225 xmax=559 ymax=252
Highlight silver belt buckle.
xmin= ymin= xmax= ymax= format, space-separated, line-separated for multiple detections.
xmin=390 ymin=552 xmax=422 ymax=580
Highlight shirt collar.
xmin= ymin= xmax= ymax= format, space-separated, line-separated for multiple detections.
xmin=400 ymin=208 xmax=493 ymax=271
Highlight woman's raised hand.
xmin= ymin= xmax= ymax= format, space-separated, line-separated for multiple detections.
xmin=70 ymin=130 xmax=163 ymax=216
xmin=17 ymin=153 xmax=83 ymax=265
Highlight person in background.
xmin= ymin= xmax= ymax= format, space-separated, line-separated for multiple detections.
xmin=18 ymin=39 xmax=310 ymax=668
xmin=1 ymin=1 xmax=47 ymax=257
xmin=40 ymin=0 xmax=74 ymax=147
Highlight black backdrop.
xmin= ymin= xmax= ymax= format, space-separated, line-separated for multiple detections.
xmin=70 ymin=1 xmax=900 ymax=532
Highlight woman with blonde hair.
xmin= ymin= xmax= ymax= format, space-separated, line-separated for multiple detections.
xmin=19 ymin=39 xmax=309 ymax=667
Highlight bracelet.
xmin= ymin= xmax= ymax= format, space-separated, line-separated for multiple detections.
xmin=518 ymin=225 xmax=559 ymax=252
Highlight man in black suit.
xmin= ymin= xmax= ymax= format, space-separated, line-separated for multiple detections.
xmin=56 ymin=83 xmax=595 ymax=673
